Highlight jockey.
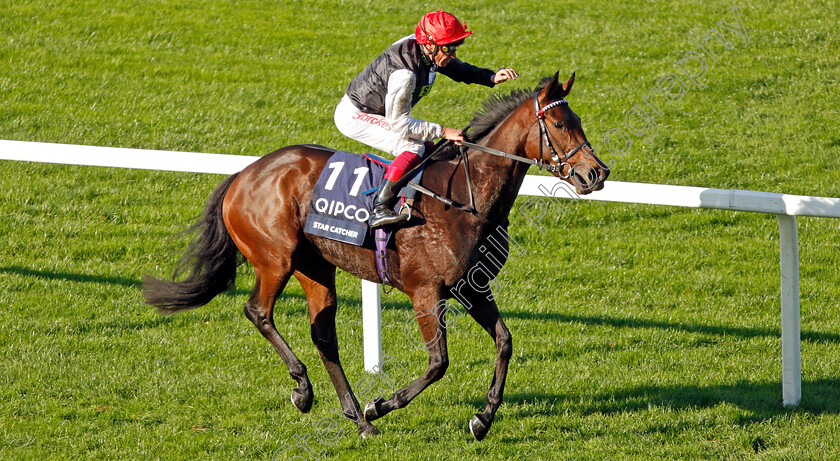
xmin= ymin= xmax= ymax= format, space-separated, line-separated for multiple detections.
xmin=335 ymin=10 xmax=519 ymax=228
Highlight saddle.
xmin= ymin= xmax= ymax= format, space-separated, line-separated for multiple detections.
xmin=303 ymin=141 xmax=474 ymax=287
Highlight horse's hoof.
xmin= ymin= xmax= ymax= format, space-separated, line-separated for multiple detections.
xmin=469 ymin=414 xmax=489 ymax=441
xmin=363 ymin=400 xmax=381 ymax=422
xmin=359 ymin=424 xmax=381 ymax=439
xmin=290 ymin=389 xmax=313 ymax=413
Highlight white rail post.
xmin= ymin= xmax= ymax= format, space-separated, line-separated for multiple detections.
xmin=361 ymin=280 xmax=382 ymax=373
xmin=777 ymin=214 xmax=801 ymax=407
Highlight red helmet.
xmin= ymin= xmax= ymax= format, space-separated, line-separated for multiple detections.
xmin=415 ymin=11 xmax=472 ymax=46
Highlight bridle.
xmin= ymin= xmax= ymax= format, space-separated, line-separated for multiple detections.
xmin=459 ymin=90 xmax=591 ymax=179
xmin=394 ymin=90 xmax=602 ymax=214
xmin=532 ymin=92 xmax=590 ymax=179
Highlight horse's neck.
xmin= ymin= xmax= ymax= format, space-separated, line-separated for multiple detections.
xmin=468 ymin=109 xmax=533 ymax=222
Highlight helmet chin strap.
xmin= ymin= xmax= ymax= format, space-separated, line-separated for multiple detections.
xmin=423 ymin=44 xmax=440 ymax=65
xmin=419 ymin=22 xmax=442 ymax=63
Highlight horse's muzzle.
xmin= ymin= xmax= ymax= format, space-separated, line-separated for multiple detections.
xmin=571 ymin=164 xmax=609 ymax=195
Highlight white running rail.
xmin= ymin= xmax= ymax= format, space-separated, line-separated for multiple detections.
xmin=3 ymin=139 xmax=839 ymax=407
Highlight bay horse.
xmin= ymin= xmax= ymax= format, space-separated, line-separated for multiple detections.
xmin=143 ymin=72 xmax=609 ymax=441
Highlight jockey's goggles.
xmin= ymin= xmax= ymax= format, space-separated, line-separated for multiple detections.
xmin=438 ymin=40 xmax=464 ymax=56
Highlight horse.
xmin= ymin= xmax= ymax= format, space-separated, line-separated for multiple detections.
xmin=143 ymin=72 xmax=609 ymax=441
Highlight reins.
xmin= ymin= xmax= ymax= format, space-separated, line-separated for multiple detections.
xmin=460 ymin=91 xmax=589 ymax=176
xmin=458 ymin=140 xmax=567 ymax=174
xmin=402 ymin=138 xmax=478 ymax=214
xmin=394 ymin=90 xmax=589 ymax=215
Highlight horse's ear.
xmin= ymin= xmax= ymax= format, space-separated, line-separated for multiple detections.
xmin=541 ymin=71 xmax=575 ymax=100
xmin=560 ymin=72 xmax=575 ymax=97
xmin=541 ymin=71 xmax=560 ymax=99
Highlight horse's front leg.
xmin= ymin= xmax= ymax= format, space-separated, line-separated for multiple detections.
xmin=363 ymin=288 xmax=449 ymax=421
xmin=461 ymin=288 xmax=512 ymax=441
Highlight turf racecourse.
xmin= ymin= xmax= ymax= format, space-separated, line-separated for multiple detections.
xmin=2 ymin=0 xmax=839 ymax=459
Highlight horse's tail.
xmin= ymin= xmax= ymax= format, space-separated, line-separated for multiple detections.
xmin=143 ymin=173 xmax=242 ymax=314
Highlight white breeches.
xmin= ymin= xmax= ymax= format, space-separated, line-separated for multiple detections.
xmin=334 ymin=95 xmax=425 ymax=157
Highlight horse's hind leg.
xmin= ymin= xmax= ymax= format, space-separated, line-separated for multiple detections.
xmin=244 ymin=266 xmax=314 ymax=413
xmin=294 ymin=256 xmax=380 ymax=438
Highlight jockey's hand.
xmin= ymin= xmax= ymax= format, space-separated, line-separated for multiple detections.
xmin=493 ymin=68 xmax=519 ymax=84
xmin=441 ymin=127 xmax=465 ymax=144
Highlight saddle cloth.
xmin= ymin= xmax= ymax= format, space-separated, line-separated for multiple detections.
xmin=303 ymin=150 xmax=423 ymax=247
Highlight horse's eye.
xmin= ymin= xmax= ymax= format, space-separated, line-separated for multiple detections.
xmin=554 ymin=122 xmax=565 ymax=130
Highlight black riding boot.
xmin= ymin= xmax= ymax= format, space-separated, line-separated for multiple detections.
xmin=368 ymin=179 xmax=409 ymax=229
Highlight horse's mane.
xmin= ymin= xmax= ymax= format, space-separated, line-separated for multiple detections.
xmin=433 ymin=77 xmax=551 ymax=159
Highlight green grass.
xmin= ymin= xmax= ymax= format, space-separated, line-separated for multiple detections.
xmin=2 ymin=0 xmax=840 ymax=459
